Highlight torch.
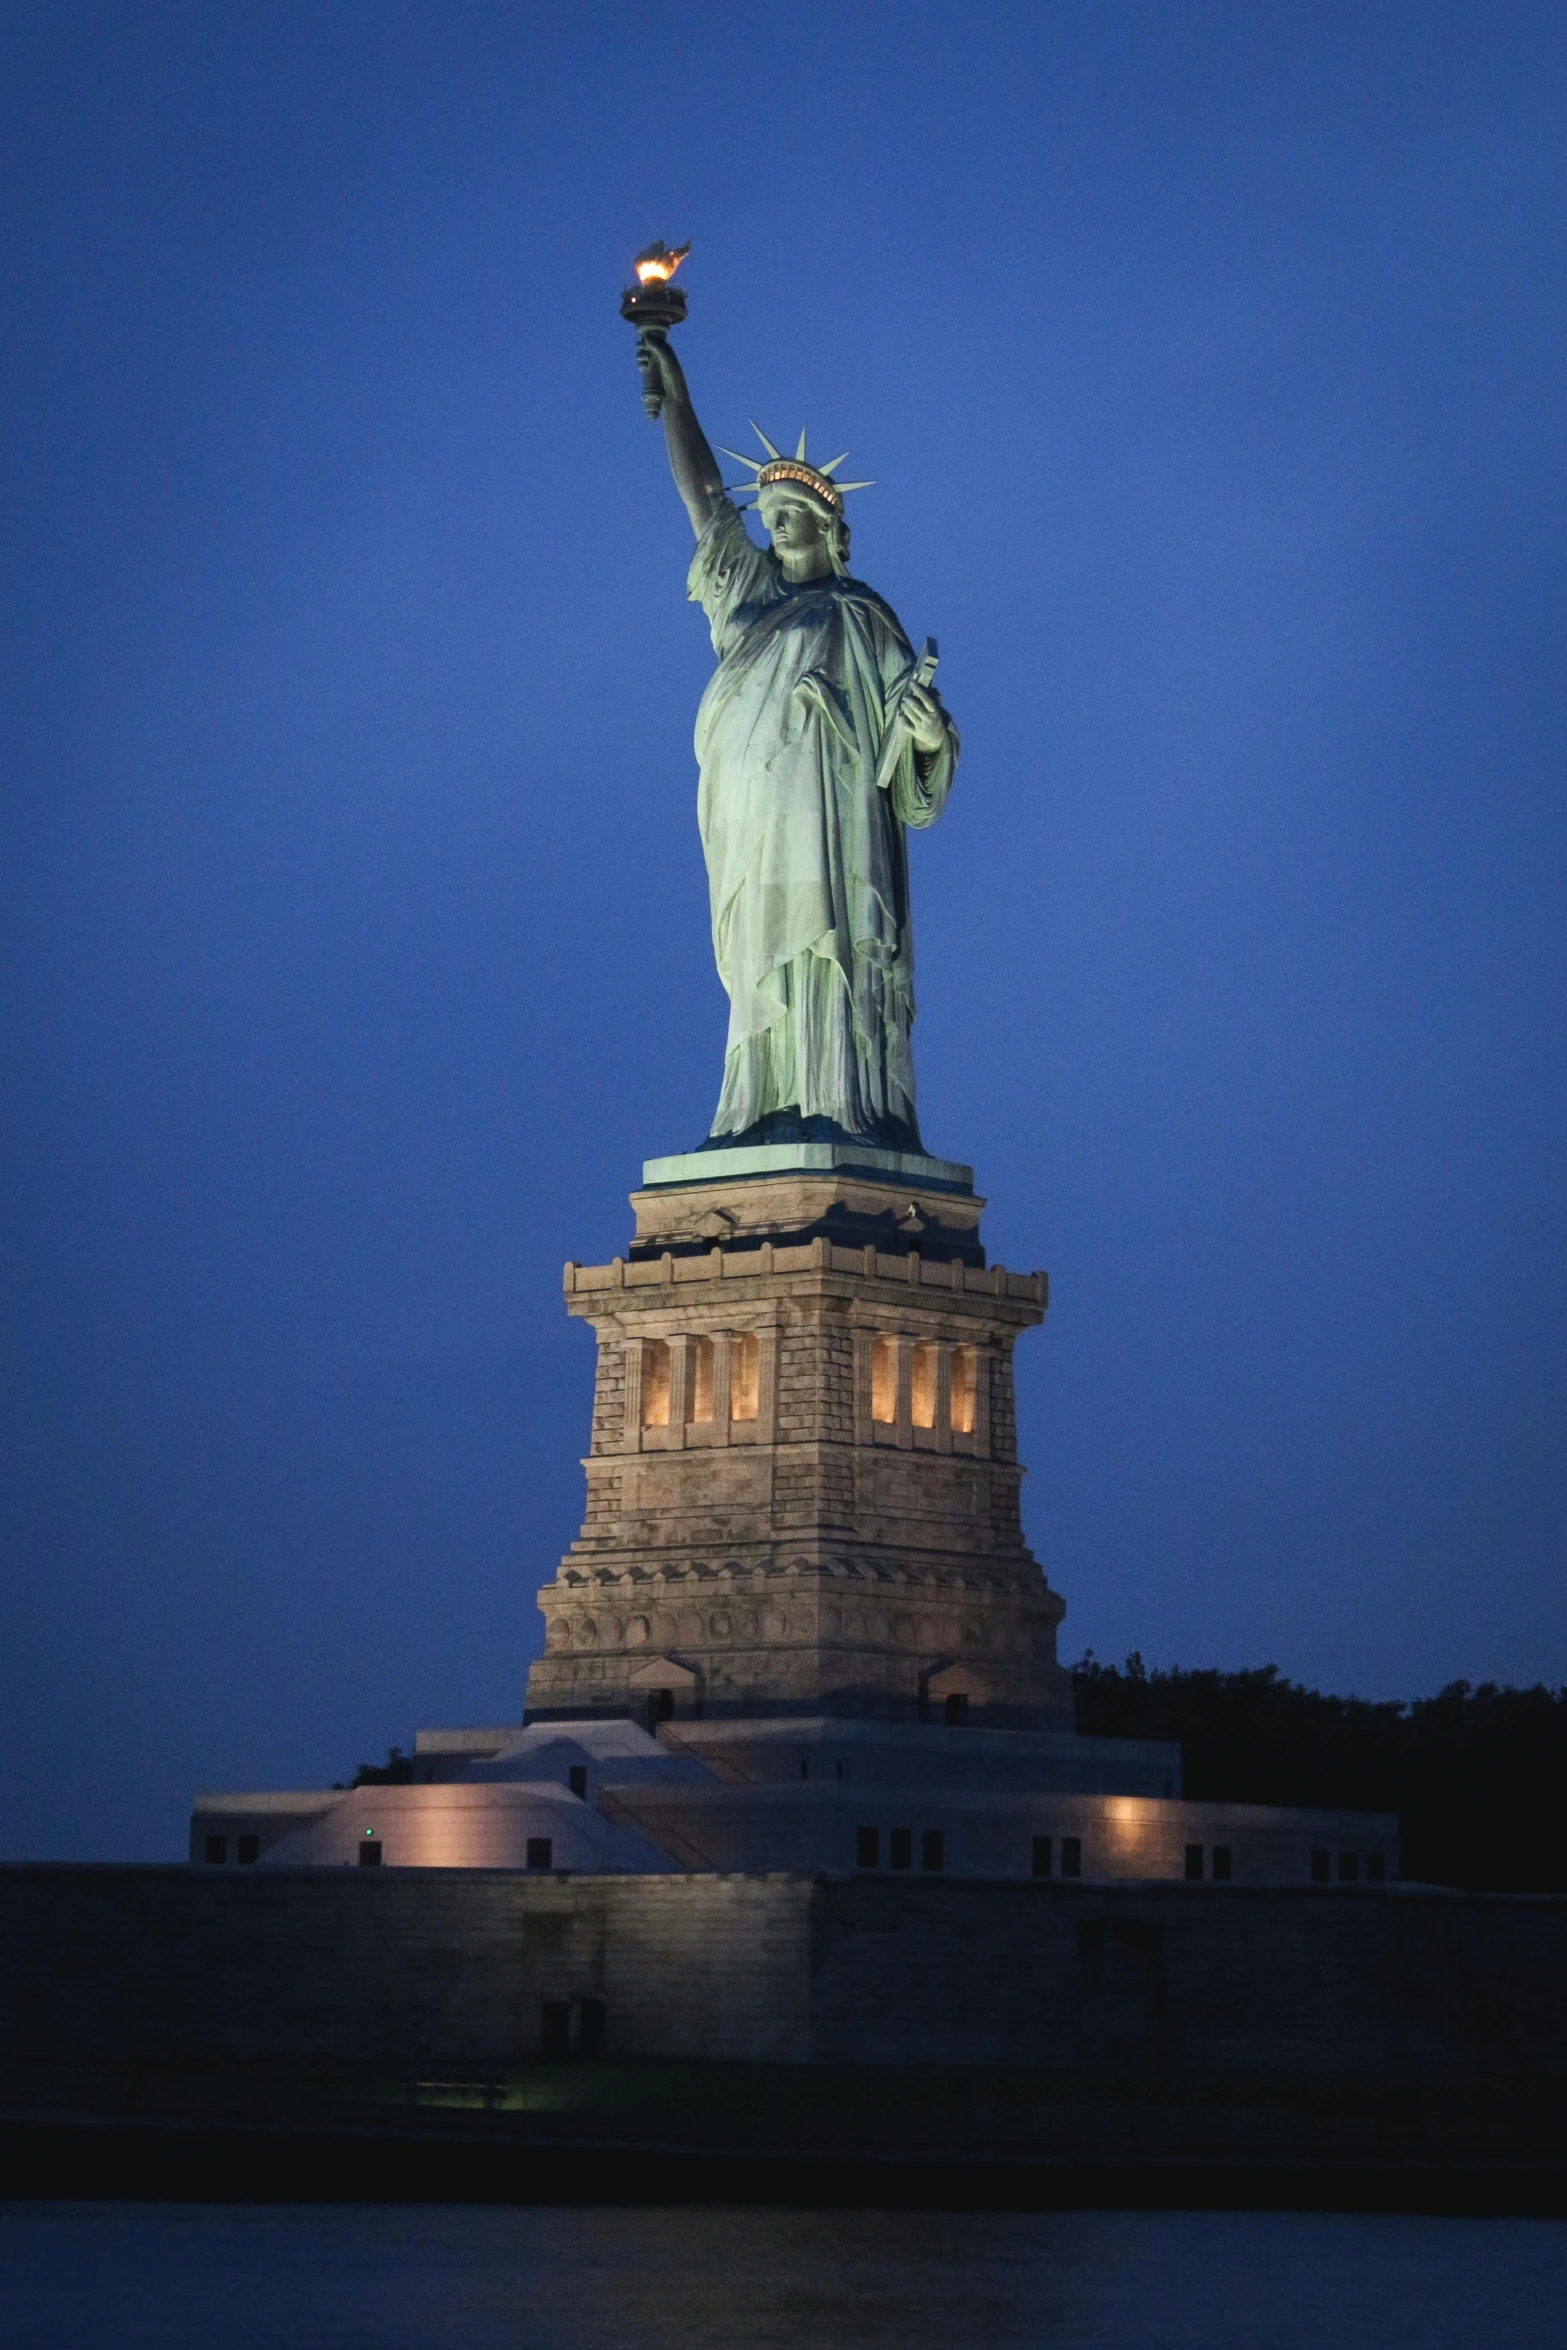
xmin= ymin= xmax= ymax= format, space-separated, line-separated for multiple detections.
xmin=620 ymin=241 xmax=690 ymax=418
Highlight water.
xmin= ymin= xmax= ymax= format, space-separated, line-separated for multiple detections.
xmin=1 ymin=2205 xmax=1564 ymax=2348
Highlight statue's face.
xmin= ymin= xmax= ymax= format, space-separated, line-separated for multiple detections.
xmin=758 ymin=486 xmax=835 ymax=564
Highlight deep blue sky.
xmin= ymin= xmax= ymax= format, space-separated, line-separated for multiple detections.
xmin=3 ymin=3 xmax=1564 ymax=1859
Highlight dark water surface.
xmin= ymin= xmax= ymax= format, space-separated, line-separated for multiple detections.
xmin=1 ymin=2204 xmax=1563 ymax=2348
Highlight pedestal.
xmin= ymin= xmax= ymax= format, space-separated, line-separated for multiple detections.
xmin=525 ymin=1162 xmax=1071 ymax=1731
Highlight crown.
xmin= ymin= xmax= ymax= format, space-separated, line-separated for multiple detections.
xmin=719 ymin=424 xmax=874 ymax=516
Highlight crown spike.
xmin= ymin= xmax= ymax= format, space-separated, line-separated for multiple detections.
xmin=819 ymin=452 xmax=851 ymax=477
xmin=749 ymin=421 xmax=784 ymax=460
xmin=795 ymin=428 xmax=808 ymax=460
xmin=718 ymin=446 xmax=766 ymax=474
xmin=833 ymin=480 xmax=875 ymax=494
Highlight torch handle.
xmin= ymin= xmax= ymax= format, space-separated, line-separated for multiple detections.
xmin=637 ymin=327 xmax=667 ymax=420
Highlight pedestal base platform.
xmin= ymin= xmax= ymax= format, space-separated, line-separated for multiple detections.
xmin=643 ymin=1142 xmax=973 ymax=1191
xmin=630 ymin=1157 xmax=986 ymax=1266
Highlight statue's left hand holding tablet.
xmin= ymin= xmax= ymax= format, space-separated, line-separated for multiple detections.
xmin=899 ymin=679 xmax=949 ymax=758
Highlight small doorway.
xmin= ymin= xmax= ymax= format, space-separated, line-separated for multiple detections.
xmin=540 ymin=1997 xmax=607 ymax=2061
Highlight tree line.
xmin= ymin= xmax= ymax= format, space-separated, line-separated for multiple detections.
xmin=1073 ymin=1654 xmax=1567 ymax=1893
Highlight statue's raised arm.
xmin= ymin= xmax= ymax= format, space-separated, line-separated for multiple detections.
xmin=637 ymin=334 xmax=725 ymax=538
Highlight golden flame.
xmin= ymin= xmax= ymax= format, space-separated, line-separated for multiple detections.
xmin=634 ymin=240 xmax=689 ymax=285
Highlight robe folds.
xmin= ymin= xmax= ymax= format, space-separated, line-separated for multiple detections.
xmin=688 ymin=500 xmax=957 ymax=1143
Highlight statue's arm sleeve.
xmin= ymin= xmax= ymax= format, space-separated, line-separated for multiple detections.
xmin=874 ymin=615 xmax=958 ymax=828
xmin=686 ymin=499 xmax=778 ymax=653
xmin=888 ymin=721 xmax=959 ymax=829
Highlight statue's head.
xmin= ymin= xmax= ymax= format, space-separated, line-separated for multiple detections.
xmin=722 ymin=429 xmax=872 ymax=581
xmin=757 ymin=481 xmax=850 ymax=577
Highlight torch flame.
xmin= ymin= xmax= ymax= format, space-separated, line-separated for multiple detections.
xmin=634 ymin=240 xmax=690 ymax=285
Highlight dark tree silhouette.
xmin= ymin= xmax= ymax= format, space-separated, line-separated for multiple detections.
xmin=1074 ymin=1656 xmax=1567 ymax=1893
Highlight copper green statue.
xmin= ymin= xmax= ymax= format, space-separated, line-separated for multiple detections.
xmin=637 ymin=333 xmax=959 ymax=1154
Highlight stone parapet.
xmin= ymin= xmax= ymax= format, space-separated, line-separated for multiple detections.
xmin=569 ymin=1243 xmax=1041 ymax=1303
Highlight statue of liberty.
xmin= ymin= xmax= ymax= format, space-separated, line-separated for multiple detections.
xmin=636 ymin=334 xmax=958 ymax=1153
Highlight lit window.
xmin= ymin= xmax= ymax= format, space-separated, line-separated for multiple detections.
xmin=1032 ymin=1835 xmax=1052 ymax=1879
xmin=1184 ymin=1844 xmax=1204 ymax=1881
xmin=951 ymin=1346 xmax=977 ymax=1435
xmin=689 ymin=1336 xmax=715 ymax=1424
xmin=1061 ymin=1836 xmax=1082 ymax=1879
xmin=527 ymin=1837 xmax=553 ymax=1871
xmin=870 ymin=1335 xmax=896 ymax=1423
xmin=889 ymin=1828 xmax=912 ymax=1870
xmin=730 ymin=1331 xmax=759 ymax=1421
xmin=910 ymin=1341 xmax=937 ymax=1429
xmin=856 ymin=1825 xmax=879 ymax=1868
xmin=641 ymin=1340 xmax=671 ymax=1427
xmin=921 ymin=1829 xmax=944 ymax=1872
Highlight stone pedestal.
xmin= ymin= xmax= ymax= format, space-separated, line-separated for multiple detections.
xmin=525 ymin=1159 xmax=1071 ymax=1731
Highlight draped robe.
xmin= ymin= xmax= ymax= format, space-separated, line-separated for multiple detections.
xmin=688 ymin=500 xmax=957 ymax=1144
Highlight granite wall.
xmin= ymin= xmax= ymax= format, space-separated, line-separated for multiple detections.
xmin=2 ymin=1866 xmax=1563 ymax=2082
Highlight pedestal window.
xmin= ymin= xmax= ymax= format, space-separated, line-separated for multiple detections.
xmin=910 ymin=1342 xmax=938 ymax=1429
xmin=641 ymin=1340 xmax=671 ymax=1428
xmin=730 ymin=1330 xmax=760 ymax=1421
xmin=689 ymin=1335 xmax=716 ymax=1424
xmin=870 ymin=1335 xmax=897 ymax=1424
xmin=950 ymin=1346 xmax=977 ymax=1435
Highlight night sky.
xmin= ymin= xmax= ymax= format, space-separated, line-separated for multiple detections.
xmin=4 ymin=4 xmax=1564 ymax=1860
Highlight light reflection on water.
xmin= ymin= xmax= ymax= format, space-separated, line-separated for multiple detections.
xmin=0 ymin=2204 xmax=1564 ymax=2349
